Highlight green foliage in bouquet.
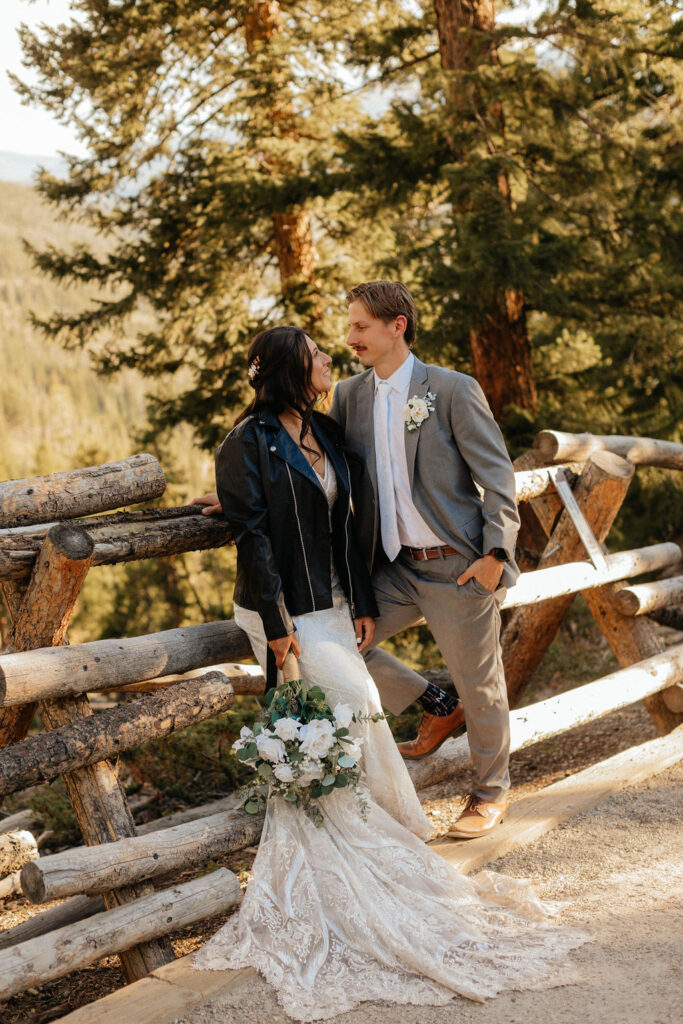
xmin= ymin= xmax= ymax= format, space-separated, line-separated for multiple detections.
xmin=235 ymin=679 xmax=383 ymax=827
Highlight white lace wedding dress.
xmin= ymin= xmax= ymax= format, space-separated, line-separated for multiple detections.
xmin=192 ymin=462 xmax=587 ymax=1020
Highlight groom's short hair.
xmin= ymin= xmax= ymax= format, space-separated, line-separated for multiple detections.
xmin=346 ymin=281 xmax=417 ymax=347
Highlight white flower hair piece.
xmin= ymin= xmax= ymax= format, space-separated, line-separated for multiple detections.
xmin=248 ymin=354 xmax=261 ymax=385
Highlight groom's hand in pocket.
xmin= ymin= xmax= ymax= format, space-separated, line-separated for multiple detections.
xmin=269 ymin=634 xmax=302 ymax=668
xmin=354 ymin=617 xmax=375 ymax=652
xmin=457 ymin=555 xmax=503 ymax=593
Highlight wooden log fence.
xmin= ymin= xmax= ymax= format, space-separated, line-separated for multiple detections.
xmin=0 ymin=430 xmax=681 ymax=1007
xmin=0 ymin=542 xmax=677 ymax=710
xmin=0 ymin=672 xmax=234 ymax=796
xmin=21 ymin=808 xmax=263 ymax=904
xmin=0 ymin=870 xmax=242 ymax=1002
xmin=0 ymin=454 xmax=166 ymax=529
xmin=615 ymin=577 xmax=683 ymax=617
xmin=533 ymin=430 xmax=683 ymax=470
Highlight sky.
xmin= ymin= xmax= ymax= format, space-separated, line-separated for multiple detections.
xmin=1 ymin=0 xmax=85 ymax=158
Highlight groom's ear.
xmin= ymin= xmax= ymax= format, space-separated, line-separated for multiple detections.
xmin=394 ymin=314 xmax=408 ymax=339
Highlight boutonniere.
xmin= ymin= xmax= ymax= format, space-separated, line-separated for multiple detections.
xmin=404 ymin=392 xmax=436 ymax=432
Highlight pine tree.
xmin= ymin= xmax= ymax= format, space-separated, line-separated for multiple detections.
xmin=332 ymin=0 xmax=682 ymax=445
xmin=14 ymin=0 xmax=399 ymax=448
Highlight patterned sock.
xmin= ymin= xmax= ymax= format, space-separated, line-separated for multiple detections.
xmin=417 ymin=682 xmax=457 ymax=717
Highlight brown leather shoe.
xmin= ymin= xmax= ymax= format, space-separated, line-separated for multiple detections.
xmin=396 ymin=702 xmax=466 ymax=760
xmin=446 ymin=793 xmax=509 ymax=839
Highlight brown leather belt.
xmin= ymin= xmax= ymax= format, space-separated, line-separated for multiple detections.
xmin=402 ymin=545 xmax=460 ymax=561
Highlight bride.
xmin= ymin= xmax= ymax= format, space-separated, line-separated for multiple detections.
xmin=191 ymin=325 xmax=586 ymax=1021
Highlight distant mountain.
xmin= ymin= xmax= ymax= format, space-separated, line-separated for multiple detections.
xmin=0 ymin=150 xmax=69 ymax=185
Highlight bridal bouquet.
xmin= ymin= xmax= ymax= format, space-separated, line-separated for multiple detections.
xmin=234 ymin=679 xmax=378 ymax=827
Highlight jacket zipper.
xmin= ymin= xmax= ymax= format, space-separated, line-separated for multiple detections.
xmin=342 ymin=454 xmax=356 ymax=618
xmin=285 ymin=463 xmax=316 ymax=611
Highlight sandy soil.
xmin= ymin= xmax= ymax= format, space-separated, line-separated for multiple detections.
xmin=172 ymin=762 xmax=683 ymax=1024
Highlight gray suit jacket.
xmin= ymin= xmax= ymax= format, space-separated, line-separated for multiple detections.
xmin=329 ymin=357 xmax=521 ymax=588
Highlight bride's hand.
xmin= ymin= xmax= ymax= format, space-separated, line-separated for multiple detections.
xmin=190 ymin=492 xmax=223 ymax=515
xmin=268 ymin=633 xmax=301 ymax=668
xmin=354 ymin=616 xmax=375 ymax=652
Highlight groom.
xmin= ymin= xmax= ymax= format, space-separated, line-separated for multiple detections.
xmin=331 ymin=281 xmax=520 ymax=838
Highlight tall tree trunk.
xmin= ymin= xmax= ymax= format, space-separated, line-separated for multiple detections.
xmin=433 ymin=0 xmax=537 ymax=419
xmin=246 ymin=1 xmax=320 ymax=317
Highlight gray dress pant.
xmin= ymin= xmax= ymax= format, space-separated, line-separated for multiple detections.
xmin=363 ymin=550 xmax=510 ymax=802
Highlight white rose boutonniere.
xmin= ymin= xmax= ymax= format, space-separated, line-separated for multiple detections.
xmin=404 ymin=391 xmax=436 ymax=432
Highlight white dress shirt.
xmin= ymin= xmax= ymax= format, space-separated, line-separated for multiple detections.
xmin=373 ymin=353 xmax=446 ymax=552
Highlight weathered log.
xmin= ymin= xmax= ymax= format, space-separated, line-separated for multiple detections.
xmin=0 ymin=620 xmax=251 ymax=707
xmin=512 ymin=451 xmax=565 ymax=573
xmin=0 ymin=894 xmax=104 ymax=951
xmin=0 ymin=513 xmax=232 ymax=582
xmin=534 ymin=430 xmax=683 ymax=470
xmin=0 ymin=454 xmax=166 ymax=529
xmin=0 ymin=808 xmax=44 ymax=835
xmin=22 ymin=807 xmax=263 ymax=904
xmin=408 ymin=642 xmax=683 ymax=790
xmin=581 ymin=580 xmax=683 ymax=734
xmin=0 ymin=504 xmax=208 ymax=545
xmin=0 ymin=672 xmax=234 ymax=795
xmin=0 ymin=870 xmax=22 ymax=899
xmin=114 ymin=664 xmax=265 ymax=695
xmin=0 ymin=829 xmax=38 ymax=875
xmin=502 ymin=451 xmax=634 ymax=705
xmin=614 ymin=577 xmax=683 ymax=616
xmin=0 ymin=524 xmax=175 ymax=978
xmin=0 ymin=869 xmax=241 ymax=1001
xmin=513 ymin=463 xmax=582 ymax=503
xmin=501 ymin=544 xmax=680 ymax=609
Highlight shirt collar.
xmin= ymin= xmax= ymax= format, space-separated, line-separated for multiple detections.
xmin=374 ymin=352 xmax=414 ymax=395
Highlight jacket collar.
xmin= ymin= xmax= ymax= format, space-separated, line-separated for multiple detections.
xmin=257 ymin=409 xmax=350 ymax=494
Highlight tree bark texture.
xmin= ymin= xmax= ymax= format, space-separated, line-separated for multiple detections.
xmin=0 ymin=829 xmax=38 ymax=876
xmin=433 ymin=0 xmax=537 ymax=418
xmin=0 ymin=672 xmax=234 ymax=795
xmin=0 ymin=454 xmax=165 ymax=529
xmin=615 ymin=577 xmax=683 ymax=617
xmin=0 ymin=511 xmax=233 ymax=583
xmin=0 ymin=870 xmax=242 ymax=1002
xmin=501 ymin=451 xmax=634 ymax=705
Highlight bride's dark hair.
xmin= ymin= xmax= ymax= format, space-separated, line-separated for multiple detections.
xmin=234 ymin=326 xmax=321 ymax=456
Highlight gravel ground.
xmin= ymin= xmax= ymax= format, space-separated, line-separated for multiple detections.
xmin=172 ymin=762 xmax=683 ymax=1024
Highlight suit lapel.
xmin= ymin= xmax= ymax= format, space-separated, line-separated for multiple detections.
xmin=405 ymin=357 xmax=430 ymax=491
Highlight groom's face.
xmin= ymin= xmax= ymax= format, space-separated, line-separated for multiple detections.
xmin=346 ymin=300 xmax=406 ymax=368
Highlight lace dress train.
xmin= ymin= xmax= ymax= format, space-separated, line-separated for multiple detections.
xmin=192 ymin=591 xmax=587 ymax=1021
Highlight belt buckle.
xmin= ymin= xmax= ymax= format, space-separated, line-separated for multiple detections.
xmin=421 ymin=547 xmax=428 ymax=561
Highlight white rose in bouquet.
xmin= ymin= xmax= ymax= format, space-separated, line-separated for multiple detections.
xmin=273 ymin=717 xmax=300 ymax=742
xmin=297 ymin=758 xmax=325 ymax=786
xmin=332 ymin=703 xmax=354 ymax=729
xmin=299 ymin=718 xmax=336 ymax=759
xmin=273 ymin=763 xmax=296 ymax=783
xmin=256 ymin=731 xmax=286 ymax=763
xmin=343 ymin=739 xmax=363 ymax=763
xmin=233 ymin=725 xmax=255 ymax=752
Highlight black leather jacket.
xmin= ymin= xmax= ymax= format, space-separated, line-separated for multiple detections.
xmin=215 ymin=410 xmax=379 ymax=641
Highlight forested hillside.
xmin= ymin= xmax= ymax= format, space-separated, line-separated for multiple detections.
xmin=0 ymin=180 xmax=235 ymax=644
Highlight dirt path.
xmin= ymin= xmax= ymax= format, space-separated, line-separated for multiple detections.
xmin=173 ymin=762 xmax=683 ymax=1024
